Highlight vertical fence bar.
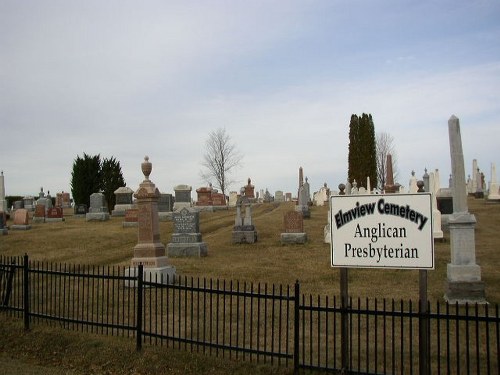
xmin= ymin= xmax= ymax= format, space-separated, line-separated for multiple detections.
xmin=293 ymin=280 xmax=300 ymax=374
xmin=23 ymin=254 xmax=29 ymax=331
xmin=136 ymin=265 xmax=143 ymax=351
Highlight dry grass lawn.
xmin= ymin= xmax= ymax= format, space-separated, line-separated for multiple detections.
xmin=2 ymin=196 xmax=499 ymax=303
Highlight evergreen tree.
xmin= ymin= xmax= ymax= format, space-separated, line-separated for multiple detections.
xmin=347 ymin=113 xmax=377 ymax=189
xmin=101 ymin=157 xmax=126 ymax=213
xmin=70 ymin=154 xmax=126 ymax=211
xmin=70 ymin=153 xmax=102 ymax=208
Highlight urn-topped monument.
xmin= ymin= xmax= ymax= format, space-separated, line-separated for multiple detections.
xmin=126 ymin=156 xmax=176 ymax=285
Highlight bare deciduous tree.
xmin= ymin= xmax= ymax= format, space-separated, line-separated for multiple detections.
xmin=376 ymin=131 xmax=399 ymax=190
xmin=201 ymin=128 xmax=243 ymax=199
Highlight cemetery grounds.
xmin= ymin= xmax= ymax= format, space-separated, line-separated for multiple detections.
xmin=0 ymin=197 xmax=499 ymax=374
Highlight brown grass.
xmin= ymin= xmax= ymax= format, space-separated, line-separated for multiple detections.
xmin=2 ymin=197 xmax=499 ymax=303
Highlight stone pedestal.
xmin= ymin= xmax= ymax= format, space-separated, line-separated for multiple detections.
xmin=86 ymin=193 xmax=109 ymax=221
xmin=127 ymin=157 xmax=176 ymax=286
xmin=232 ymin=228 xmax=258 ymax=244
xmin=281 ymin=232 xmax=307 ymax=244
xmin=125 ymin=265 xmax=176 ymax=287
xmin=445 ymin=116 xmax=486 ymax=304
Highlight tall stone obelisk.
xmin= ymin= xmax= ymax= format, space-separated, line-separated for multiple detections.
xmin=445 ymin=116 xmax=485 ymax=303
xmin=0 ymin=171 xmax=7 ymax=212
xmin=126 ymin=156 xmax=176 ymax=285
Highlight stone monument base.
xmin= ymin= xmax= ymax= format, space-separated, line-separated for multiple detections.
xmin=324 ymin=225 xmax=331 ymax=244
xmin=122 ymin=221 xmax=138 ymax=228
xmin=86 ymin=212 xmax=110 ymax=221
xmin=444 ymin=280 xmax=486 ymax=304
xmin=281 ymin=233 xmax=307 ymax=244
xmin=46 ymin=218 xmax=65 ymax=223
xmin=1 ymin=228 xmax=7 ymax=235
xmin=167 ymin=242 xmax=208 ymax=257
xmin=10 ymin=225 xmax=32 ymax=230
xmin=32 ymin=217 xmax=45 ymax=223
xmin=125 ymin=265 xmax=176 ymax=287
xmin=232 ymin=230 xmax=258 ymax=244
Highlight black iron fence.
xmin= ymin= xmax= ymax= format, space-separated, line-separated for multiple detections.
xmin=1 ymin=255 xmax=498 ymax=374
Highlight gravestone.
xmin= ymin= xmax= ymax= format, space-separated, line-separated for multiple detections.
xmin=46 ymin=207 xmax=64 ymax=222
xmin=275 ymin=191 xmax=284 ymax=203
xmin=13 ymin=200 xmax=23 ymax=210
xmin=228 ymin=191 xmax=238 ymax=207
xmin=232 ymin=193 xmax=258 ymax=244
xmin=470 ymin=159 xmax=478 ymax=196
xmin=112 ymin=186 xmax=134 ymax=217
xmin=313 ymin=183 xmax=329 ymax=206
xmin=173 ymin=185 xmax=192 ymax=211
xmin=429 ymin=172 xmax=443 ymax=240
xmin=11 ymin=208 xmax=31 ymax=230
xmin=74 ymin=204 xmax=87 ymax=217
xmin=86 ymin=193 xmax=110 ymax=221
xmin=123 ymin=208 xmax=138 ymax=228
xmin=296 ymin=183 xmax=310 ymax=218
xmin=408 ymin=171 xmax=418 ymax=193
xmin=36 ymin=196 xmax=52 ymax=213
xmin=56 ymin=191 xmax=72 ymax=208
xmin=32 ymin=204 xmax=46 ymax=223
xmin=0 ymin=211 xmax=7 ymax=235
xmin=23 ymin=196 xmax=35 ymax=211
xmin=0 ymin=171 xmax=7 ymax=212
xmin=445 ymin=115 xmax=485 ymax=304
xmin=281 ymin=211 xmax=307 ymax=244
xmin=243 ymin=178 xmax=255 ymax=200
xmin=125 ymin=156 xmax=176 ymax=285
xmin=158 ymin=193 xmax=174 ymax=221
xmin=167 ymin=207 xmax=208 ymax=257
xmin=285 ymin=192 xmax=292 ymax=202
xmin=487 ymin=162 xmax=500 ymax=201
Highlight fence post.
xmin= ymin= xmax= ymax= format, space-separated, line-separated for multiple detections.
xmin=419 ymin=269 xmax=429 ymax=375
xmin=293 ymin=280 xmax=300 ymax=374
xmin=136 ymin=265 xmax=144 ymax=351
xmin=23 ymin=254 xmax=30 ymax=331
xmin=340 ymin=268 xmax=349 ymax=372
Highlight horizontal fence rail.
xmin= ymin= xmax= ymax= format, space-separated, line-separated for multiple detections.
xmin=0 ymin=255 xmax=499 ymax=374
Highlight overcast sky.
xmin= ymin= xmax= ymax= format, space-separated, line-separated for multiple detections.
xmin=1 ymin=0 xmax=499 ymax=198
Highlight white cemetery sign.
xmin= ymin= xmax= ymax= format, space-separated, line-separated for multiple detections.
xmin=330 ymin=193 xmax=434 ymax=269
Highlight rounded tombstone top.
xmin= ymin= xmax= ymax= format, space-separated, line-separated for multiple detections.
xmin=141 ymin=156 xmax=152 ymax=181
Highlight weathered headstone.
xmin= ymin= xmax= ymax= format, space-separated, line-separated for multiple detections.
xmin=158 ymin=193 xmax=174 ymax=221
xmin=13 ymin=200 xmax=23 ymax=210
xmin=74 ymin=204 xmax=87 ymax=217
xmin=243 ymin=178 xmax=255 ymax=200
xmin=23 ymin=196 xmax=35 ymax=211
xmin=408 ymin=171 xmax=418 ymax=193
xmin=56 ymin=191 xmax=72 ymax=208
xmin=429 ymin=172 xmax=443 ymax=240
xmin=11 ymin=208 xmax=31 ymax=230
xmin=126 ymin=156 xmax=176 ymax=285
xmin=228 ymin=191 xmax=238 ymax=207
xmin=313 ymin=183 xmax=329 ymax=206
xmin=173 ymin=184 xmax=192 ymax=211
xmin=487 ymin=162 xmax=500 ymax=201
xmin=86 ymin=193 xmax=110 ymax=221
xmin=32 ymin=204 xmax=46 ymax=223
xmin=445 ymin=115 xmax=485 ymax=304
xmin=281 ymin=211 xmax=307 ymax=244
xmin=46 ymin=207 xmax=64 ymax=222
xmin=112 ymin=186 xmax=134 ymax=217
xmin=123 ymin=208 xmax=138 ymax=228
xmin=275 ymin=190 xmax=284 ymax=203
xmin=232 ymin=193 xmax=258 ymax=244
xmin=285 ymin=192 xmax=292 ymax=201
xmin=296 ymin=181 xmax=310 ymax=218
xmin=36 ymin=196 xmax=52 ymax=213
xmin=263 ymin=189 xmax=273 ymax=203
xmin=167 ymin=207 xmax=208 ymax=257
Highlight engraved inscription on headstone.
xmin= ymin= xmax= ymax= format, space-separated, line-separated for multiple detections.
xmin=173 ymin=208 xmax=199 ymax=233
xmin=284 ymin=211 xmax=304 ymax=233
